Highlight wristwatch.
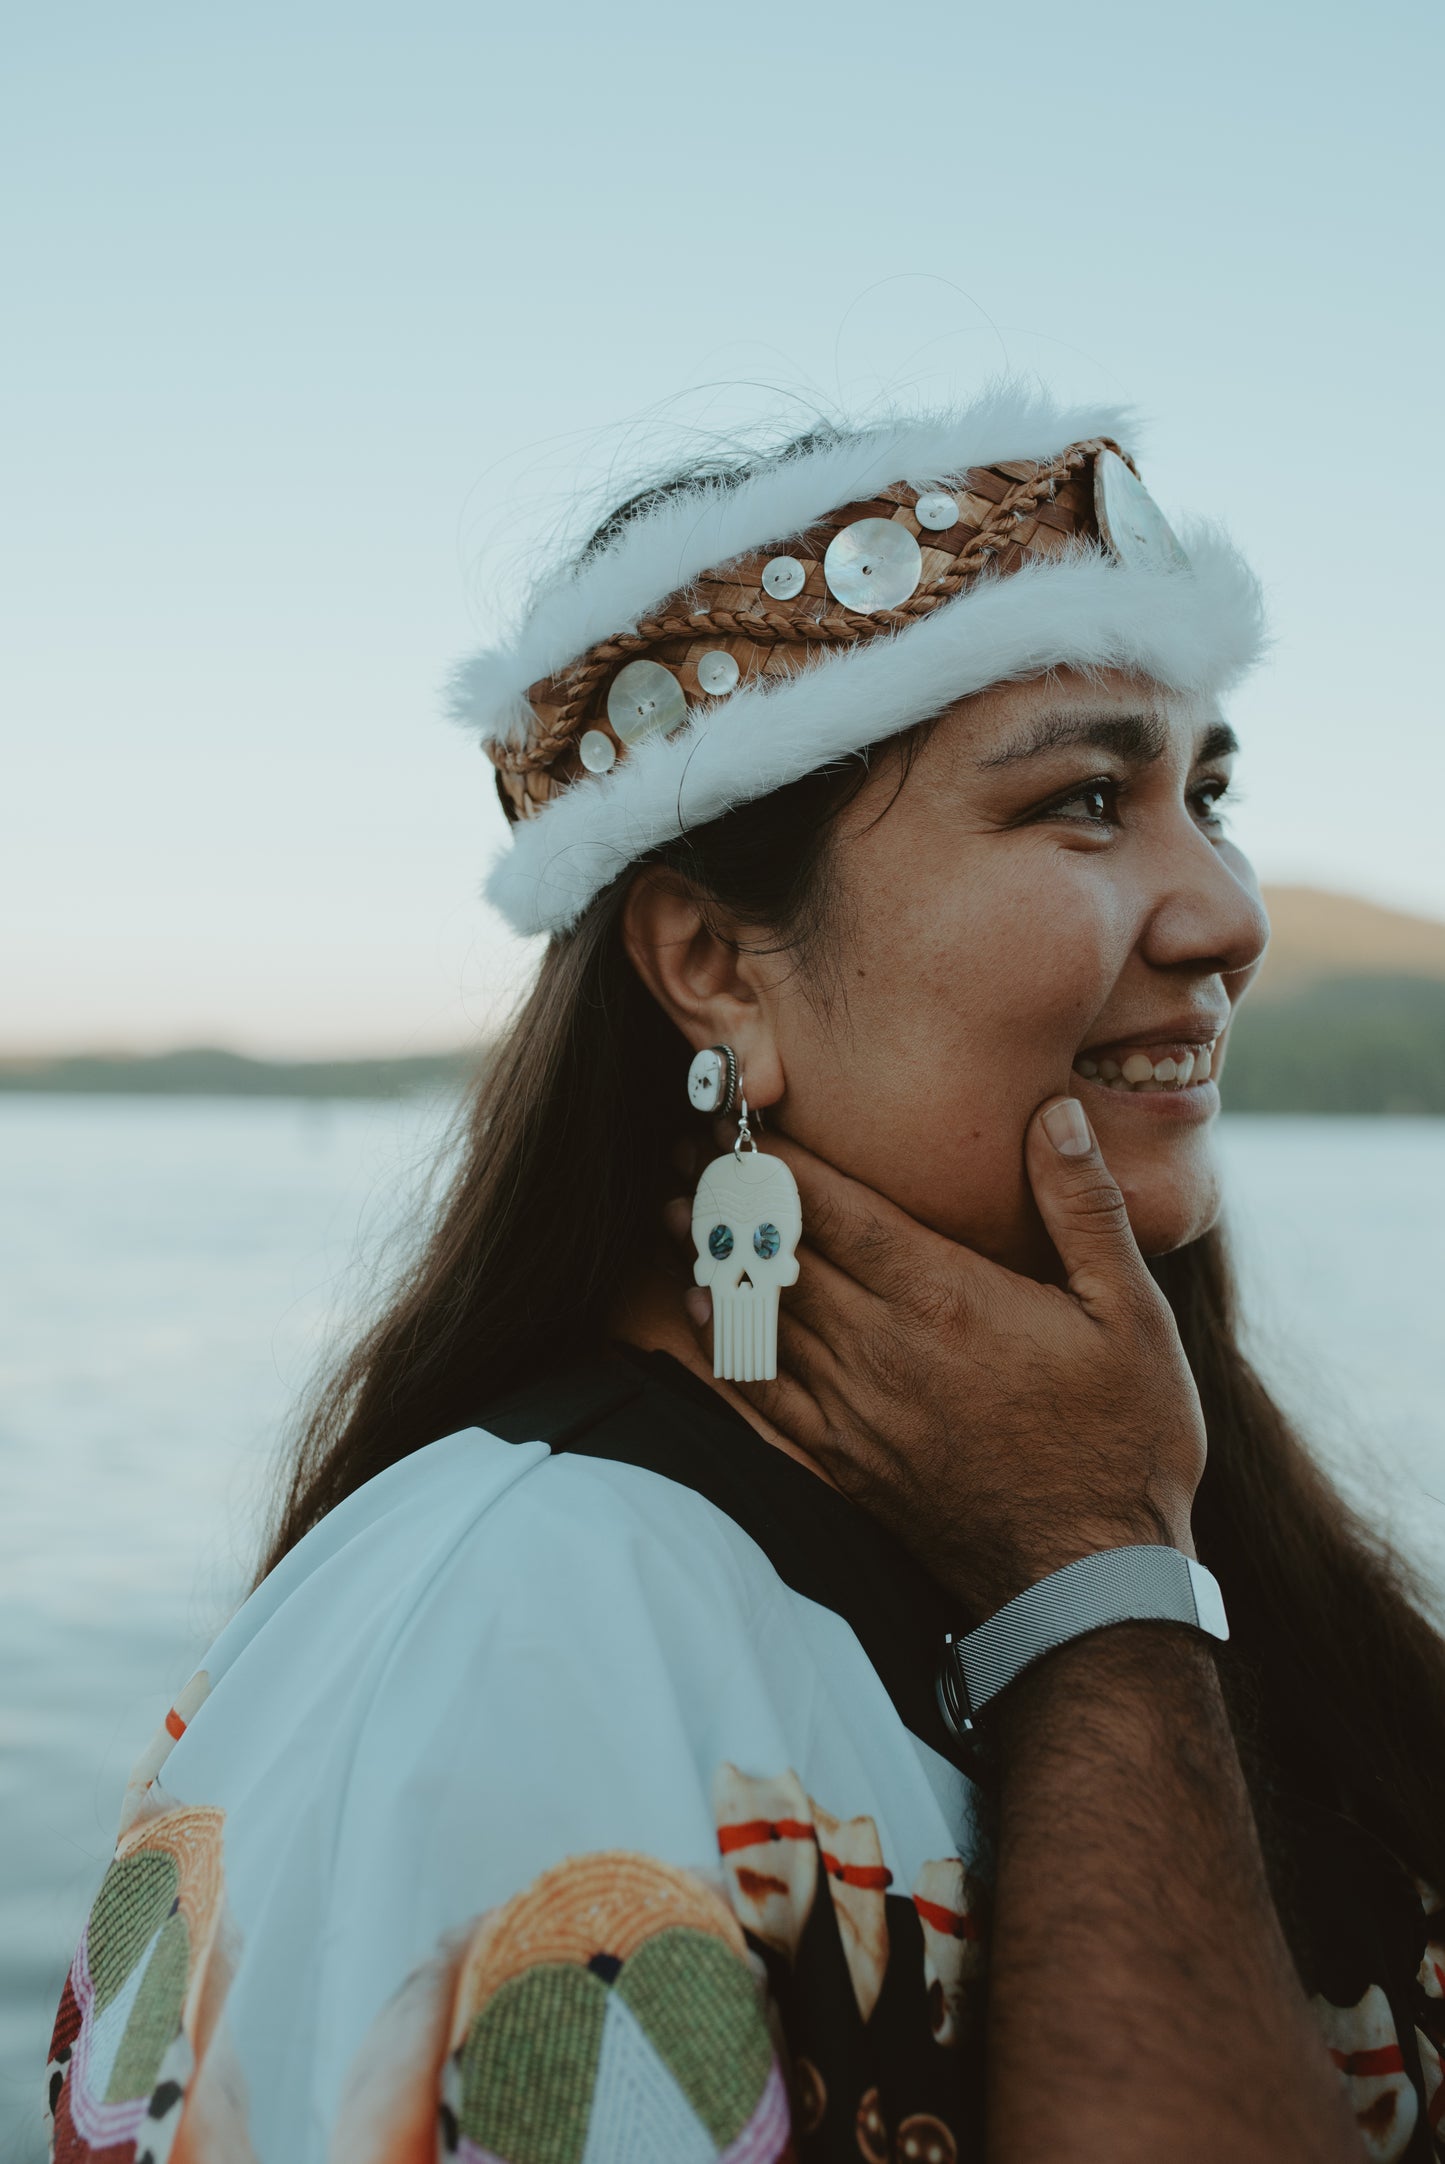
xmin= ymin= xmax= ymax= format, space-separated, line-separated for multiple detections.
xmin=937 ymin=1545 xmax=1229 ymax=1747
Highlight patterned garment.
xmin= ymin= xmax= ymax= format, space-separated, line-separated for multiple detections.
xmin=43 ymin=1350 xmax=1445 ymax=2161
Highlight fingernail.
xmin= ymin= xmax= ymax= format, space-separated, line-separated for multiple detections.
xmin=1042 ymin=1097 xmax=1092 ymax=1156
xmin=661 ymin=1197 xmax=691 ymax=1242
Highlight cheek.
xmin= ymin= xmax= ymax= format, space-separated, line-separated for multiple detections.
xmin=792 ymin=859 xmax=1126 ymax=1260
xmin=850 ymin=855 xmax=1121 ymax=1095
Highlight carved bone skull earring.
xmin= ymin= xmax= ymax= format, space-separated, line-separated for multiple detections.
xmin=686 ymin=1050 xmax=801 ymax=1383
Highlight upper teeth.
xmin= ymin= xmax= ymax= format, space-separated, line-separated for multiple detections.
xmin=1074 ymin=1041 xmax=1218 ymax=1090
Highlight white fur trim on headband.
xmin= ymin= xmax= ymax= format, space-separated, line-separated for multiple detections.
xmin=451 ymin=387 xmax=1131 ymax=748
xmin=484 ymin=525 xmax=1265 ymax=938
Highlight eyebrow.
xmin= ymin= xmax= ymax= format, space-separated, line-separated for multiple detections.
xmin=976 ymin=711 xmax=1239 ymax=770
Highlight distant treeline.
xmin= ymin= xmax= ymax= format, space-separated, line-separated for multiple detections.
xmin=2 ymin=973 xmax=1443 ymax=1114
xmin=1220 ymin=975 xmax=1445 ymax=1115
xmin=0 ymin=1045 xmax=480 ymax=1099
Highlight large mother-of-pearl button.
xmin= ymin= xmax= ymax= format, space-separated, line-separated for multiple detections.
xmin=606 ymin=659 xmax=686 ymax=745
xmin=823 ymin=517 xmax=923 ymax=613
xmin=696 ymin=649 xmax=740 ymax=695
xmin=761 ymin=555 xmax=806 ymax=600
xmin=915 ymin=490 xmax=959 ymax=531
xmin=578 ymin=729 xmax=616 ymax=774
xmin=1093 ymin=449 xmax=1190 ymax=572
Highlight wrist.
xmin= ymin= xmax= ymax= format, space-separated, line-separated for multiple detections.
xmin=937 ymin=1544 xmax=1227 ymax=1778
xmin=991 ymin=1622 xmax=1225 ymax=1759
xmin=942 ymin=1508 xmax=1198 ymax=1622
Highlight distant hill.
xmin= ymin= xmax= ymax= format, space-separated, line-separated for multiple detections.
xmin=1251 ymin=886 xmax=1445 ymax=1002
xmin=2 ymin=885 xmax=1443 ymax=1112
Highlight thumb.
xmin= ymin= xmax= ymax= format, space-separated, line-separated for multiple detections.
xmin=1025 ymin=1096 xmax=1148 ymax=1315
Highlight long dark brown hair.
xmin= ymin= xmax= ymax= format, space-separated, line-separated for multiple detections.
xmin=263 ymin=457 xmax=1445 ymax=1903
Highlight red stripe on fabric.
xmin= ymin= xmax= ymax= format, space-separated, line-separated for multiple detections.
xmin=164 ymin=1708 xmax=186 ymax=1741
xmin=819 ymin=1851 xmax=893 ymax=1891
xmin=717 ymin=1817 xmax=815 ymax=1855
xmin=913 ymin=1894 xmax=981 ymax=1940
xmin=716 ymin=1816 xmax=894 ymax=1890
xmin=1329 ymin=2044 xmax=1405 ymax=2077
xmin=48 ymin=1967 xmax=82 ymax=2057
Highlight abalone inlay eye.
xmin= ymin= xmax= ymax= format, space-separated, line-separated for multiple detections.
xmin=708 ymin=1224 xmax=735 ymax=1260
xmin=753 ymin=1223 xmax=781 ymax=1260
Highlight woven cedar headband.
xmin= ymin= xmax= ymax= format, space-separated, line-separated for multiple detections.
xmin=496 ymin=437 xmax=1139 ymax=820
xmin=453 ymin=394 xmax=1266 ymax=937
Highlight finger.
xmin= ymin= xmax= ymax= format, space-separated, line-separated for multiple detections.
xmin=783 ymin=1236 xmax=885 ymax=1349
xmin=729 ymin=1351 xmax=831 ymax=1462
xmin=685 ymin=1285 xmax=711 ymax=1329
xmin=1025 ymin=1097 xmax=1151 ymax=1315
xmin=726 ymin=1307 xmax=839 ymax=1462
xmin=662 ymin=1194 xmax=692 ymax=1247
xmin=774 ymin=1299 xmax=851 ymax=1412
xmin=733 ymin=1126 xmax=966 ymax=1298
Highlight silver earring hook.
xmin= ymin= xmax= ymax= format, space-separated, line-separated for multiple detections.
xmin=733 ymin=1095 xmax=758 ymax=1160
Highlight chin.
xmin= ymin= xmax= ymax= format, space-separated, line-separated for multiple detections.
xmin=1110 ymin=1128 xmax=1224 ymax=1258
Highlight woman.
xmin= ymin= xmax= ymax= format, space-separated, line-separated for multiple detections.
xmin=46 ymin=394 xmax=1445 ymax=2163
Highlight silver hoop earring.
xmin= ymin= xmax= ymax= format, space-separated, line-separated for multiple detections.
xmin=686 ymin=1044 xmax=738 ymax=1119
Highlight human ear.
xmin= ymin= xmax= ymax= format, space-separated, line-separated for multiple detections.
xmin=620 ymin=870 xmax=785 ymax=1109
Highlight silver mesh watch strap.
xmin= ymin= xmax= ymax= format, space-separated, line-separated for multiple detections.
xmin=937 ymin=1546 xmax=1229 ymax=1738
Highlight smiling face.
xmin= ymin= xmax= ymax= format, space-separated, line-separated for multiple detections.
xmin=750 ymin=668 xmax=1269 ymax=1276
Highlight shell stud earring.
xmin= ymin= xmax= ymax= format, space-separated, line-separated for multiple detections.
xmin=686 ymin=1044 xmax=738 ymax=1118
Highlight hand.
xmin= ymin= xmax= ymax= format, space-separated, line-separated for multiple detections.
xmin=668 ymin=1097 xmax=1207 ymax=1620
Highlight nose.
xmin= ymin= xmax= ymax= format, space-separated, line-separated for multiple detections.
xmin=1140 ymin=829 xmax=1270 ymax=986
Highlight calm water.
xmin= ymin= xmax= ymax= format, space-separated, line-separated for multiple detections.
xmin=1 ymin=1100 xmax=1443 ymax=2158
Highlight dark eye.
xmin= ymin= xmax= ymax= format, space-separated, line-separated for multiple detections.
xmin=1044 ymin=779 xmax=1117 ymax=825
xmin=753 ymin=1223 xmax=781 ymax=1259
xmin=708 ymin=1223 xmax=734 ymax=1260
xmin=1192 ymin=776 xmax=1232 ymax=827
xmin=1074 ymin=785 xmax=1110 ymax=821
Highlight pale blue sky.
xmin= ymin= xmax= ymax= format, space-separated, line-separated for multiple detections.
xmin=5 ymin=0 xmax=1441 ymax=1053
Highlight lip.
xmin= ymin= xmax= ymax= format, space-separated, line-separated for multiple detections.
xmin=1078 ymin=1014 xmax=1229 ymax=1060
xmin=1071 ymin=1071 xmax=1220 ymax=1123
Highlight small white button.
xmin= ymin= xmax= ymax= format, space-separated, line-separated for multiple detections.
xmin=578 ymin=729 xmax=617 ymax=774
xmin=761 ymin=555 xmax=806 ymax=600
xmin=696 ymin=650 xmax=740 ymax=695
xmin=915 ymin=490 xmax=958 ymax=531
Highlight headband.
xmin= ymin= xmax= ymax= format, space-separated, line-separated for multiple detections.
xmin=451 ymin=392 xmax=1265 ymax=937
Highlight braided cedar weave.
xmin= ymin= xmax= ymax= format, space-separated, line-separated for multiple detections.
xmin=490 ymin=437 xmax=1127 ymax=823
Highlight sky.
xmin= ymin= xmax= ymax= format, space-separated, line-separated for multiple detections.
xmin=5 ymin=0 xmax=1442 ymax=1055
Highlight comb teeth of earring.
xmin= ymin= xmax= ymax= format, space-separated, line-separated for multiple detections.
xmin=1072 ymin=1041 xmax=1219 ymax=1091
